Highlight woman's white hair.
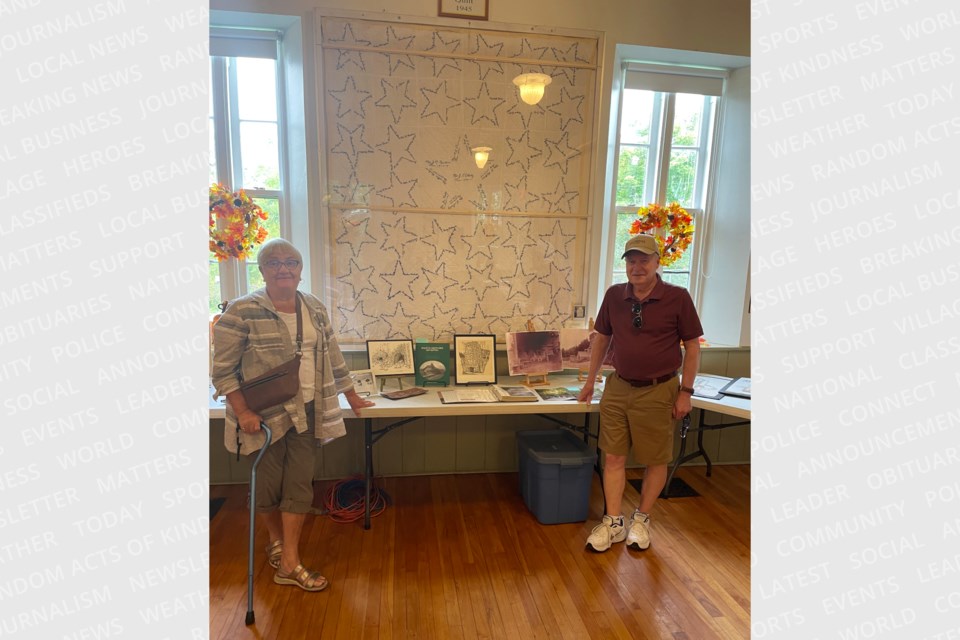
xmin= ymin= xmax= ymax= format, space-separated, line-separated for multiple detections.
xmin=256 ymin=238 xmax=303 ymax=268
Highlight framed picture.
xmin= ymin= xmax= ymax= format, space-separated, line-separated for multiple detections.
xmin=348 ymin=369 xmax=377 ymax=396
xmin=453 ymin=334 xmax=496 ymax=385
xmin=505 ymin=330 xmax=563 ymax=376
xmin=366 ymin=339 xmax=415 ymax=377
xmin=438 ymin=0 xmax=488 ymax=20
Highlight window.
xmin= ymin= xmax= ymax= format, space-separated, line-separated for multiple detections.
xmin=209 ymin=28 xmax=285 ymax=314
xmin=610 ymin=63 xmax=722 ymax=293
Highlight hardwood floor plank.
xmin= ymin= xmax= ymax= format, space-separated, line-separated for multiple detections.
xmin=210 ymin=465 xmax=750 ymax=639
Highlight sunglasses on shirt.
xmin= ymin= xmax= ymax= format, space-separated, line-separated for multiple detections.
xmin=632 ymin=302 xmax=643 ymax=329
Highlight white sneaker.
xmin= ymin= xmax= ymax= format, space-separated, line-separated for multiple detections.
xmin=585 ymin=515 xmax=626 ymax=552
xmin=627 ymin=511 xmax=651 ymax=550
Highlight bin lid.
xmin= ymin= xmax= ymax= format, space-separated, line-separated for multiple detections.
xmin=517 ymin=429 xmax=596 ymax=466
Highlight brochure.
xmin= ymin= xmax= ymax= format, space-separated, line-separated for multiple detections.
xmin=691 ymin=374 xmax=733 ymax=399
xmin=437 ymin=388 xmax=498 ymax=404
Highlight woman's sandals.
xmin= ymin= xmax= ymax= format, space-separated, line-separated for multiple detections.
xmin=274 ymin=564 xmax=328 ymax=592
xmin=265 ymin=540 xmax=283 ymax=570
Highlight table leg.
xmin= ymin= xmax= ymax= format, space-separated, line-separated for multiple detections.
xmin=364 ymin=417 xmax=372 ymax=530
xmin=698 ymin=412 xmax=713 ymax=477
xmin=664 ymin=415 xmax=690 ymax=498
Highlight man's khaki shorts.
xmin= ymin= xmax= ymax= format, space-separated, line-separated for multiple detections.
xmin=598 ymin=372 xmax=679 ymax=465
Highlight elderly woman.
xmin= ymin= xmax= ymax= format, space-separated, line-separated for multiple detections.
xmin=212 ymin=238 xmax=374 ymax=592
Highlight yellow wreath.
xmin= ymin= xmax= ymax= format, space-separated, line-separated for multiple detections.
xmin=209 ymin=184 xmax=269 ymax=261
xmin=629 ymin=202 xmax=695 ymax=268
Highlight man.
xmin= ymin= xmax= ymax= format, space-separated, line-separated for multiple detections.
xmin=577 ymin=234 xmax=703 ymax=552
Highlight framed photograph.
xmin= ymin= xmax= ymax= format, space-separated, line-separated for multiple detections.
xmin=438 ymin=0 xmax=488 ymax=20
xmin=453 ymin=334 xmax=497 ymax=385
xmin=348 ymin=369 xmax=377 ymax=397
xmin=505 ymin=330 xmax=563 ymax=376
xmin=366 ymin=339 xmax=415 ymax=377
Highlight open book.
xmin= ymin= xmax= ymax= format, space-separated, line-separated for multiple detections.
xmin=492 ymin=385 xmax=539 ymax=402
xmin=437 ymin=388 xmax=499 ymax=404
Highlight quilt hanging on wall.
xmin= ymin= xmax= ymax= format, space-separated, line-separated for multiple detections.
xmin=318 ymin=15 xmax=597 ymax=344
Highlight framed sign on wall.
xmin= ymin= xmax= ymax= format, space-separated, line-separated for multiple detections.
xmin=438 ymin=0 xmax=488 ymax=20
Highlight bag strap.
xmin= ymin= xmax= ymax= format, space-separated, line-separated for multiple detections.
xmin=294 ymin=293 xmax=303 ymax=356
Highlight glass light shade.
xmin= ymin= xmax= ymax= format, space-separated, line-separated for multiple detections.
xmin=472 ymin=146 xmax=492 ymax=169
xmin=512 ymin=73 xmax=552 ymax=105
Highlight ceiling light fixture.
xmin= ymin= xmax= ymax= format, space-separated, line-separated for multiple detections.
xmin=471 ymin=146 xmax=492 ymax=169
xmin=512 ymin=72 xmax=552 ymax=105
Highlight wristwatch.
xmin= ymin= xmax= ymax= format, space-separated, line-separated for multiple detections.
xmin=679 ymin=385 xmax=695 ymax=395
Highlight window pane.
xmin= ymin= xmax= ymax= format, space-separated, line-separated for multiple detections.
xmin=209 ymin=260 xmax=223 ymax=314
xmin=616 ymin=146 xmax=649 ymax=206
xmin=209 ymin=64 xmax=217 ymax=184
xmin=236 ymin=58 xmax=277 ymax=120
xmin=662 ymin=271 xmax=690 ymax=289
xmin=672 ymin=93 xmax=703 ymax=148
xmin=245 ymin=197 xmax=281 ymax=291
xmin=666 ymin=149 xmax=697 ymax=206
xmin=209 ymin=121 xmax=218 ymax=185
xmin=620 ymin=90 xmax=654 ymax=144
xmin=240 ymin=122 xmax=280 ymax=188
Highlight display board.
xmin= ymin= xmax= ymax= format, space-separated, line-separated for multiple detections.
xmin=318 ymin=15 xmax=598 ymax=343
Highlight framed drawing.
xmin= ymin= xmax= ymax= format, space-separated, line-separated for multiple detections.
xmin=438 ymin=0 xmax=488 ymax=20
xmin=505 ymin=330 xmax=563 ymax=376
xmin=366 ymin=339 xmax=415 ymax=376
xmin=453 ymin=334 xmax=496 ymax=385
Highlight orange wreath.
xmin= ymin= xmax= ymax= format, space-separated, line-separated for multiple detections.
xmin=209 ymin=184 xmax=269 ymax=261
xmin=628 ymin=202 xmax=694 ymax=267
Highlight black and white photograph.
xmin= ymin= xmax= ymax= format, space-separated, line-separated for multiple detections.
xmin=453 ymin=334 xmax=497 ymax=385
xmin=366 ymin=339 xmax=416 ymax=376
xmin=505 ymin=330 xmax=563 ymax=376
xmin=560 ymin=328 xmax=593 ymax=368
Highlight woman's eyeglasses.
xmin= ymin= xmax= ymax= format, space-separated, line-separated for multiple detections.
xmin=632 ymin=302 xmax=643 ymax=329
xmin=264 ymin=259 xmax=301 ymax=271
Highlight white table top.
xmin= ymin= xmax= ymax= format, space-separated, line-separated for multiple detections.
xmin=209 ymin=375 xmax=750 ymax=421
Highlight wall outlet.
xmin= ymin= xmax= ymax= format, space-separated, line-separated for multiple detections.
xmin=573 ymin=304 xmax=586 ymax=319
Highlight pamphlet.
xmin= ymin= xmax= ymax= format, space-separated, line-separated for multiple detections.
xmin=691 ymin=374 xmax=733 ymax=399
xmin=437 ymin=388 xmax=498 ymax=404
xmin=348 ymin=369 xmax=377 ymax=396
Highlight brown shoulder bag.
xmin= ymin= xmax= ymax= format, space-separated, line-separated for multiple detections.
xmin=239 ymin=294 xmax=303 ymax=413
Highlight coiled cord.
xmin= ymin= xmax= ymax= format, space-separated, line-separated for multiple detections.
xmin=322 ymin=475 xmax=391 ymax=523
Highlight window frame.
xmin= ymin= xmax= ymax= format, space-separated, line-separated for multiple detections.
xmin=209 ymin=28 xmax=286 ymax=310
xmin=607 ymin=63 xmax=725 ymax=301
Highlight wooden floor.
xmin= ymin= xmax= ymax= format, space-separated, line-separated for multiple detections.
xmin=210 ymin=465 xmax=750 ymax=640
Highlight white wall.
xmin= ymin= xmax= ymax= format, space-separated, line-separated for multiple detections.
xmin=699 ymin=64 xmax=752 ymax=346
xmin=212 ymin=0 xmax=752 ymax=341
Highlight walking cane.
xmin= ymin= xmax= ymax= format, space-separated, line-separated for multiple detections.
xmin=245 ymin=423 xmax=272 ymax=625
